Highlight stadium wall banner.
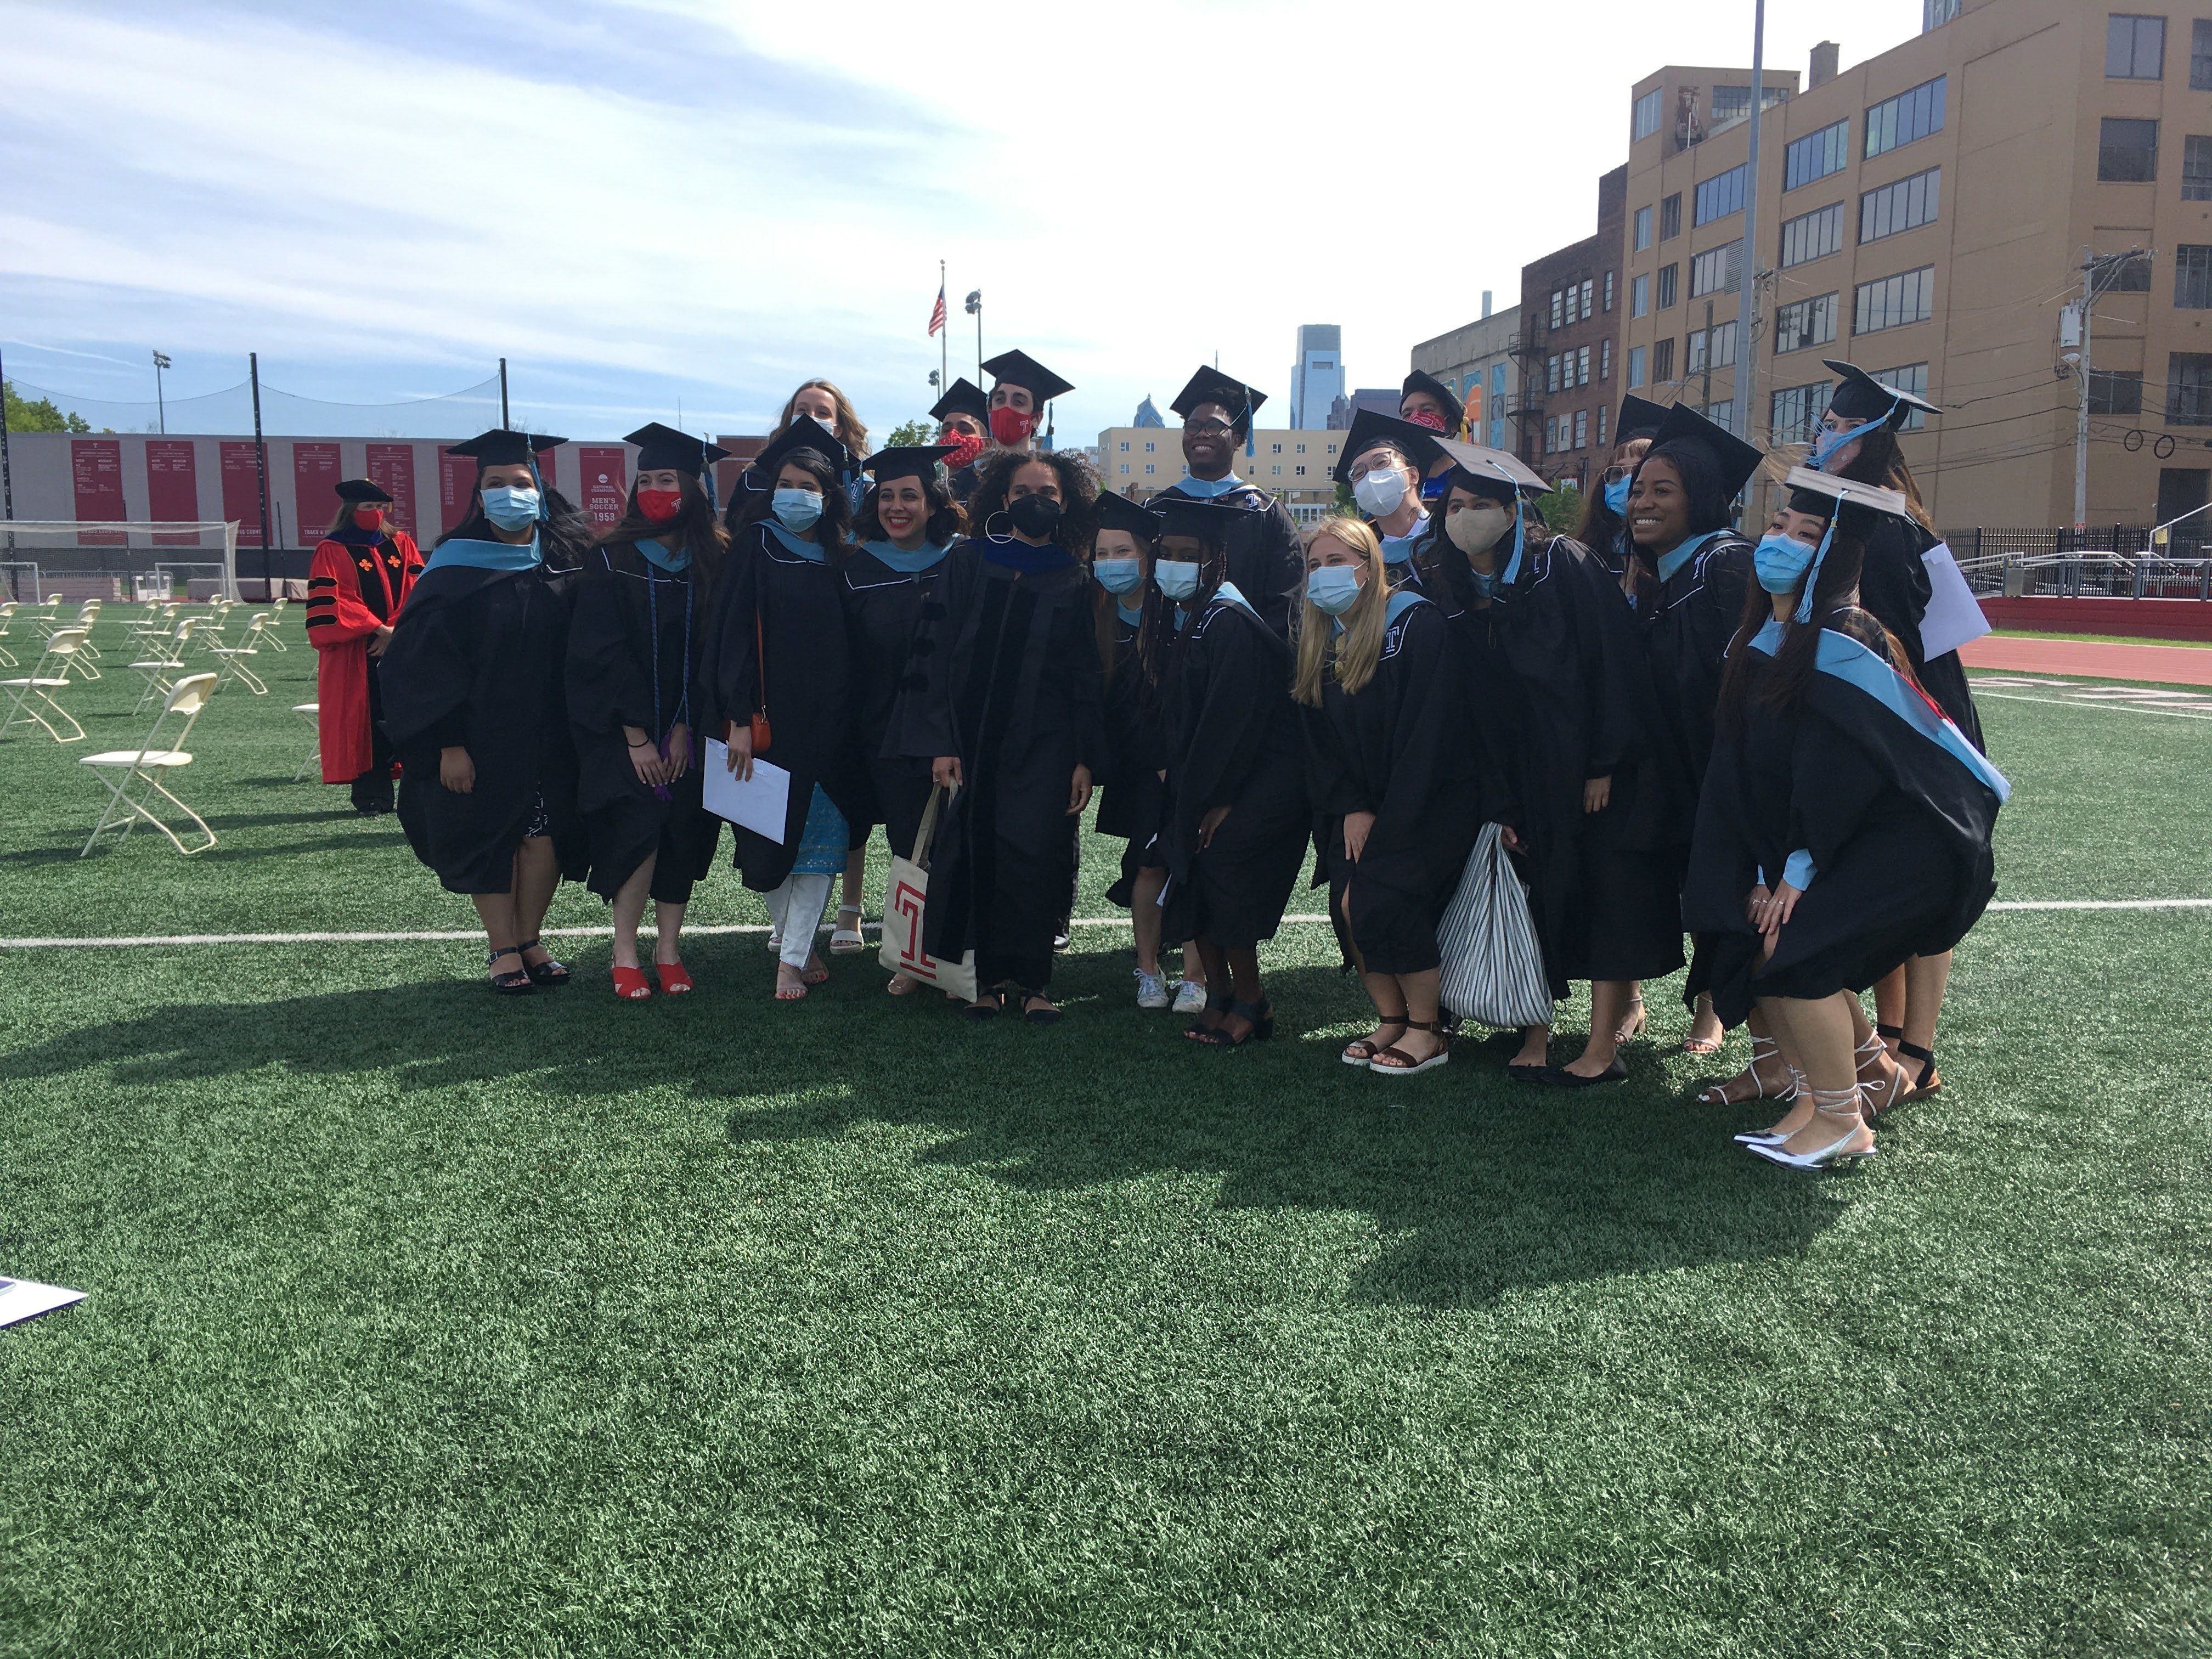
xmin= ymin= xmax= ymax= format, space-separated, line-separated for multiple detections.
xmin=145 ymin=440 xmax=202 ymax=546
xmin=220 ymin=440 xmax=267 ymax=547
xmin=70 ymin=438 xmax=127 ymax=546
xmin=365 ymin=443 xmax=420 ymax=538
xmin=292 ymin=442 xmax=342 ymax=545
xmin=578 ymin=445 xmax=628 ymax=529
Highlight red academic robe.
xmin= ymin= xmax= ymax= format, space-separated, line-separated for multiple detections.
xmin=308 ymin=531 xmax=422 ymax=782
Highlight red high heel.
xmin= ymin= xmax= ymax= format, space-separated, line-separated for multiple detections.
xmin=611 ymin=965 xmax=653 ymax=1000
xmin=655 ymin=960 xmax=693 ymax=995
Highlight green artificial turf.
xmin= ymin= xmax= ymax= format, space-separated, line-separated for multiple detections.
xmin=3 ymin=611 xmax=2209 ymax=1657
xmin=1991 ymin=628 xmax=2212 ymax=651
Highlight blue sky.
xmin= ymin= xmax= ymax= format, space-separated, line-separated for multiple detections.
xmin=1 ymin=0 xmax=1921 ymax=444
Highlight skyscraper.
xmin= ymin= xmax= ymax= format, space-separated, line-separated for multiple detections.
xmin=1289 ymin=325 xmax=1344 ymax=431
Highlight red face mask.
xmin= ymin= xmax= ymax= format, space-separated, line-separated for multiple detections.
xmin=941 ymin=430 xmax=985 ymax=470
xmin=988 ymin=405 xmax=1034 ymax=447
xmin=637 ymin=487 xmax=684 ymax=525
xmin=1404 ymin=409 xmax=1448 ymax=432
xmin=352 ymin=507 xmax=385 ymax=531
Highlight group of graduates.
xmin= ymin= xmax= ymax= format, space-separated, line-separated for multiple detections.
xmin=308 ymin=345 xmax=2006 ymax=1169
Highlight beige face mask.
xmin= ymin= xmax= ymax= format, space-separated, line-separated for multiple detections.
xmin=1446 ymin=501 xmax=1510 ymax=556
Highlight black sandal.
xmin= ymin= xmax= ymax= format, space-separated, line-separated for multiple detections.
xmin=965 ymin=988 xmax=1005 ymax=1022
xmin=1896 ymin=1039 xmax=1941 ymax=1102
xmin=515 ymin=938 xmax=569 ymax=986
xmin=1184 ymin=990 xmax=1234 ymax=1041
xmin=1191 ymin=997 xmax=1273 ymax=1048
xmin=1019 ymin=989 xmax=1062 ymax=1026
xmin=487 ymin=946 xmax=535 ymax=996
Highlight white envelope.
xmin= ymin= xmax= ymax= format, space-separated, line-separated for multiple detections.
xmin=1918 ymin=541 xmax=1991 ymax=660
xmin=702 ymin=740 xmax=793 ymax=842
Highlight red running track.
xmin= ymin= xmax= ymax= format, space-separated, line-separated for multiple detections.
xmin=1959 ymin=635 xmax=2212 ymax=687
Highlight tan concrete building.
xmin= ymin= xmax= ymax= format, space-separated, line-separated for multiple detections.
xmin=1094 ymin=426 xmax=1346 ymax=517
xmin=1621 ymin=0 xmax=2212 ymax=532
xmin=1410 ymin=301 xmax=1521 ymax=452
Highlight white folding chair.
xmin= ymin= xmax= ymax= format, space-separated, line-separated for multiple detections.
xmin=0 ymin=600 xmax=17 ymax=669
xmin=131 ymin=616 xmax=200 ymax=713
xmin=260 ymin=596 xmax=291 ymax=652
xmin=61 ymin=601 xmax=104 ymax=680
xmin=125 ymin=602 xmax=179 ymax=646
xmin=207 ymin=613 xmax=270 ymax=695
xmin=78 ymin=671 xmax=220 ymax=857
xmin=293 ymin=701 xmax=321 ymax=780
xmin=0 ymin=626 xmax=90 ymax=743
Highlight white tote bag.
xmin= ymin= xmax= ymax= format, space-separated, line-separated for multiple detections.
xmin=877 ymin=785 xmax=978 ymax=1001
xmin=1436 ymin=822 xmax=1553 ymax=1030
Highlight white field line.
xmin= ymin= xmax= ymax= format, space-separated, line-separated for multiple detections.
xmin=2 ymin=903 xmax=2207 ymax=950
xmin=1973 ymin=690 xmax=2212 ymax=720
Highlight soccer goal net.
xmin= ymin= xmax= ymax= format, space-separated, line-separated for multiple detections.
xmin=0 ymin=521 xmax=242 ymax=603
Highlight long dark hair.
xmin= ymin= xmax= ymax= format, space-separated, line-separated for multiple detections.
xmin=854 ymin=470 xmax=964 ymax=547
xmin=1575 ymin=436 xmax=1652 ymax=570
xmin=1714 ymin=530 xmax=1921 ymax=740
xmin=967 ymin=448 xmax=1099 ymax=558
xmin=596 ymin=473 xmax=731 ymax=603
xmin=437 ymin=476 xmax=594 ymax=571
xmin=1623 ymin=438 xmax=1738 ymax=606
xmin=1408 ymin=478 xmax=1560 ymax=602
xmin=1835 ymin=427 xmax=1936 ymax=532
xmin=740 ymin=447 xmax=853 ymax=565
xmin=1134 ymin=521 xmax=1233 ymax=721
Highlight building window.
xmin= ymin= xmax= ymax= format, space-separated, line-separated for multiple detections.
xmin=1596 ymin=407 xmax=1609 ymax=449
xmin=1298 ymin=443 xmax=1310 ymax=453
xmin=1780 ymin=201 xmax=1847 ymax=267
xmin=1689 ymin=245 xmax=1739 ymax=298
xmin=2089 ymin=369 xmax=2145 ymax=414
xmin=1548 ymin=354 xmax=1562 ymax=392
xmin=1871 ymin=363 xmax=1932 ymax=429
xmin=1601 ymin=339 xmax=1613 ymax=379
xmin=1144 ymin=440 xmax=1155 ymax=452
xmin=1694 ymin=163 xmax=1748 ymax=225
xmin=1118 ymin=441 xmax=1129 ymax=450
xmin=2107 ymin=14 xmax=2165 ymax=77
xmin=1628 ymin=346 xmax=1647 ymax=388
xmin=1631 ymin=273 xmax=1650 ymax=317
xmin=1657 ymin=263 xmax=1679 ymax=308
xmin=1770 ymin=381 xmax=1833 ymax=444
xmin=1925 ymin=0 xmax=1960 ymax=24
xmin=1652 ymin=337 xmax=1676 ymax=384
xmin=2186 ymin=136 xmax=2212 ymax=199
xmin=1575 ymin=346 xmax=1588 ymax=385
xmin=2106 ymin=249 xmax=2153 ymax=291
xmin=2100 ymin=117 xmax=2160 ymax=180
xmin=1706 ymin=398 xmax=1735 ymax=431
xmin=1544 ymin=417 xmax=1557 ymax=454
xmin=1773 ymin=294 xmax=1838 ymax=354
xmin=1865 ymin=75 xmax=1946 ymax=159
xmin=1574 ymin=410 xmax=1589 ymax=448
xmin=1634 ymin=205 xmax=1653 ymax=250
xmin=2177 ymin=245 xmax=2212 ymax=308
xmin=1854 ymin=265 xmax=1936 ymax=334
xmin=1633 ymin=87 xmax=1663 ymax=140
xmin=1294 ymin=464 xmax=1306 ymax=476
xmin=1581 ymin=278 xmax=1595 ymax=318
xmin=1861 ymin=167 xmax=1940 ymax=242
xmin=2168 ymin=353 xmax=2212 ymax=423
xmin=1144 ymin=462 xmax=1155 ymax=474
xmin=2194 ymin=19 xmax=2212 ymax=87
xmin=1119 ymin=463 xmax=1129 ymax=474
xmin=1604 ymin=271 xmax=1616 ymax=311
xmin=1551 ymin=289 xmax=1565 ymax=328
xmin=1711 ymin=84 xmax=1753 ymax=132
xmin=1661 ymin=193 xmax=1682 ymax=239
xmin=1785 ymin=120 xmax=1850 ymax=189
xmin=1688 ymin=321 xmax=1739 ymax=373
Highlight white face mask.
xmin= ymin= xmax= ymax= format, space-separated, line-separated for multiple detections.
xmin=1352 ymin=467 xmax=1407 ymax=517
xmin=1446 ymin=502 xmax=1510 ymax=556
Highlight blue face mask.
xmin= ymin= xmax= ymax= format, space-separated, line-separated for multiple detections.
xmin=772 ymin=488 xmax=823 ymax=532
xmin=1093 ymin=556 xmax=1143 ymax=595
xmin=482 ymin=485 xmax=540 ymax=532
xmin=1154 ymin=560 xmax=1200 ymax=601
xmin=1811 ymin=413 xmax=1886 ymax=471
xmin=1603 ymin=474 xmax=1631 ymax=516
xmin=1306 ymin=565 xmax=1362 ymax=617
xmin=1754 ymin=531 xmax=1817 ymax=596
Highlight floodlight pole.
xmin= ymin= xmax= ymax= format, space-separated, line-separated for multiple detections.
xmin=1 ymin=339 xmax=15 ymax=582
xmin=966 ymin=290 xmax=983 ymax=391
xmin=153 ymin=349 xmax=171 ymax=435
xmin=250 ymin=352 xmax=273 ymax=596
xmin=499 ymin=357 xmax=510 ymax=430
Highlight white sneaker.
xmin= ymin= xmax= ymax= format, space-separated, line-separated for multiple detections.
xmin=766 ymin=928 xmax=783 ymax=953
xmin=1171 ymin=979 xmax=1207 ymax=1014
xmin=1135 ymin=969 xmax=1170 ymax=1010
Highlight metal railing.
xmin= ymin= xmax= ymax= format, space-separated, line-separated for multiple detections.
xmin=1951 ymin=548 xmax=2212 ymax=600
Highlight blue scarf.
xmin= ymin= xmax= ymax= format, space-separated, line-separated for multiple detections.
xmin=330 ymin=524 xmax=387 ymax=548
xmin=864 ymin=538 xmax=950 ymax=574
xmin=982 ymin=533 xmax=1075 ymax=573
xmin=1655 ymin=527 xmax=1725 ymax=585
xmin=766 ymin=523 xmax=827 ymax=563
xmin=421 ymin=533 xmax=540 ymax=575
xmin=1115 ymin=599 xmax=1144 ymax=628
xmin=1175 ymin=473 xmax=1245 ymax=499
xmin=635 ymin=536 xmax=690 ymax=574
xmin=1380 ymin=510 xmax=1430 ymax=566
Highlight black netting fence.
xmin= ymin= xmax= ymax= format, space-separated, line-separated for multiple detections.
xmin=7 ymin=373 xmax=504 ymax=439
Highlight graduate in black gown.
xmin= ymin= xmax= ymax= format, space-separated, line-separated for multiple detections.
xmin=1399 ymin=368 xmax=1468 ymax=505
xmin=842 ymin=443 xmax=965 ymax=995
xmin=887 ymin=447 xmax=1104 ymax=1022
xmin=1687 ymin=467 xmax=2007 ymax=1169
xmin=1148 ymin=366 xmax=1306 ymax=636
xmin=566 ymin=423 xmax=727 ymax=1001
xmin=703 ymin=415 xmax=864 ymax=1002
xmin=1148 ymin=496 xmax=1311 ymax=1049
xmin=1576 ymin=394 xmax=1668 ymax=577
xmin=1297 ymin=515 xmax=1479 ymax=1077
xmin=931 ymin=377 xmax=991 ymax=506
xmin=381 ymin=428 xmax=591 ymax=994
xmin=1334 ymin=409 xmax=1444 ymax=591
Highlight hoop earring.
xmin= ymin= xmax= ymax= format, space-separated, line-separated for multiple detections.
xmin=983 ymin=510 xmax=1009 ymax=539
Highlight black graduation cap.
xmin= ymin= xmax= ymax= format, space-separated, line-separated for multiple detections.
xmin=1152 ymin=496 xmax=1248 ymax=546
xmin=1822 ymin=359 xmax=1941 ymax=428
xmin=752 ymin=414 xmax=849 ymax=480
xmin=865 ymin=445 xmax=956 ymax=482
xmin=1647 ymin=403 xmax=1764 ymax=502
xmin=1432 ymin=438 xmax=1553 ymax=501
xmin=1331 ymin=409 xmax=1444 ymax=484
xmin=625 ymin=422 xmax=731 ymax=476
xmin=1170 ymin=366 xmax=1268 ymax=436
xmin=981 ymin=349 xmax=1075 ymax=405
xmin=930 ymin=377 xmax=990 ymax=424
xmin=1781 ymin=465 xmax=1911 ymax=534
xmin=1093 ymin=490 xmax=1161 ymax=541
xmin=449 ymin=428 xmax=566 ymax=468
xmin=1400 ymin=370 xmax=1465 ymax=437
xmin=1616 ymin=394 xmax=1670 ymax=445
xmin=335 ymin=478 xmax=393 ymax=505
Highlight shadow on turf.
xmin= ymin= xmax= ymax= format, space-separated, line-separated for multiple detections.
xmin=0 ymin=941 xmax=1844 ymax=1309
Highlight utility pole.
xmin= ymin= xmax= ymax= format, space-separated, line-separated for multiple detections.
xmin=1735 ymin=0 xmax=1766 ymax=448
xmin=1700 ymin=298 xmax=1716 ymax=413
xmin=499 ymin=357 xmax=510 ymax=430
xmin=1 ymin=339 xmax=15 ymax=583
xmin=940 ymin=259 xmax=949 ymax=396
xmin=2070 ymin=248 xmax=2147 ymax=532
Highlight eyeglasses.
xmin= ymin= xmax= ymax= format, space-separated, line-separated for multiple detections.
xmin=1186 ymin=420 xmax=1234 ymax=437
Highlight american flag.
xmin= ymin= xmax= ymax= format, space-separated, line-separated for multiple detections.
xmin=928 ymin=280 xmax=946 ymax=337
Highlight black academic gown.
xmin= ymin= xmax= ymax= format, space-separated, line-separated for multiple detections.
xmin=842 ymin=541 xmax=961 ymax=861
xmin=702 ymin=521 xmax=862 ymax=893
xmin=1685 ymin=610 xmax=2002 ymax=1027
xmin=1302 ymin=595 xmax=1482 ymax=977
xmin=1098 ymin=599 xmax=1172 ymax=909
xmin=1150 ymin=478 xmax=1306 ymax=636
xmin=382 ymin=553 xmax=585 ymax=895
xmin=888 ymin=538 xmax=1105 ymax=991
xmin=565 ymin=540 xmax=722 ymax=906
xmin=1158 ymin=588 xmax=1311 ymax=951
xmin=1375 ymin=510 xmax=1434 ymax=600
xmin=1855 ymin=514 xmax=1985 ymax=752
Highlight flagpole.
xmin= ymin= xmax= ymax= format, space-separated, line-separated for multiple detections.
xmin=940 ymin=259 xmax=948 ymax=396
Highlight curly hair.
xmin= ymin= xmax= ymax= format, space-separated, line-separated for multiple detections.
xmin=967 ymin=448 xmax=1098 ymax=557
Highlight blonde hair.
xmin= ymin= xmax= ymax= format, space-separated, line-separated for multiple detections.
xmin=776 ymin=379 xmax=871 ymax=458
xmin=1293 ymin=516 xmax=1392 ymax=707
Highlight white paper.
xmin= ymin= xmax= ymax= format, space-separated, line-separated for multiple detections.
xmin=1918 ymin=541 xmax=1992 ymax=660
xmin=0 ymin=1276 xmax=86 ymax=1329
xmin=702 ymin=740 xmax=793 ymax=842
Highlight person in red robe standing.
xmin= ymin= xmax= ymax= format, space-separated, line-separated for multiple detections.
xmin=308 ymin=479 xmax=422 ymax=815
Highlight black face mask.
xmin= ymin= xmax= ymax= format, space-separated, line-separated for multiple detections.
xmin=1007 ymin=493 xmax=1063 ymax=539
